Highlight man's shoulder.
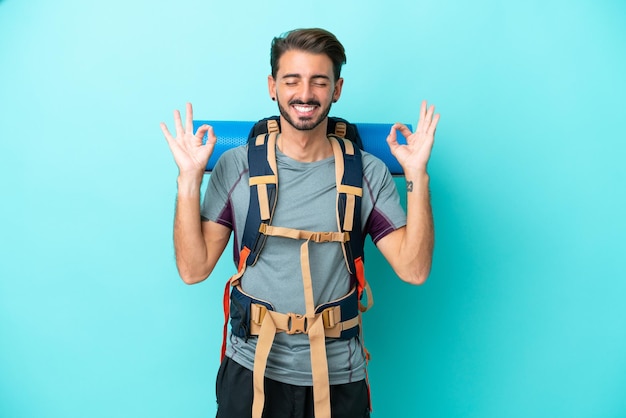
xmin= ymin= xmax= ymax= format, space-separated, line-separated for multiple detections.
xmin=213 ymin=145 xmax=248 ymax=172
xmin=360 ymin=150 xmax=391 ymax=176
xmin=219 ymin=144 xmax=248 ymax=162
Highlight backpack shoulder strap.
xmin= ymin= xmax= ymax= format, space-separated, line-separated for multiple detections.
xmin=328 ymin=135 xmax=366 ymax=296
xmin=240 ymin=132 xmax=279 ymax=267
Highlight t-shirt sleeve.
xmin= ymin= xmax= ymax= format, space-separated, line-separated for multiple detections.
xmin=361 ymin=153 xmax=407 ymax=244
xmin=200 ymin=147 xmax=246 ymax=228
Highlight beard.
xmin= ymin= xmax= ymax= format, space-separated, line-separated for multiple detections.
xmin=277 ymin=98 xmax=332 ymax=131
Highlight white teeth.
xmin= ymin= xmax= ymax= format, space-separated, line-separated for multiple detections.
xmin=294 ymin=105 xmax=315 ymax=112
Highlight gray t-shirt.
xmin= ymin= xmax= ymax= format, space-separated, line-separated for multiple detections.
xmin=201 ymin=141 xmax=406 ymax=385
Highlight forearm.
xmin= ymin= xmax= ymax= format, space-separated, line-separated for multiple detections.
xmin=174 ymin=174 xmax=211 ymax=284
xmin=381 ymin=102 xmax=439 ymax=283
xmin=397 ymin=170 xmax=434 ymax=284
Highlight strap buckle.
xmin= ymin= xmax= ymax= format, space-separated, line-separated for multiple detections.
xmin=310 ymin=231 xmax=349 ymax=243
xmin=321 ymin=306 xmax=340 ymax=329
xmin=312 ymin=232 xmax=333 ymax=242
xmin=286 ymin=313 xmax=308 ymax=334
xmin=251 ymin=304 xmax=268 ymax=326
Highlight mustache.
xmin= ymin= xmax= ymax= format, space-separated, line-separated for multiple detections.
xmin=288 ymin=99 xmax=321 ymax=107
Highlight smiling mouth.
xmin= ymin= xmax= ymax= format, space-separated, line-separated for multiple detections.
xmin=292 ymin=104 xmax=317 ymax=117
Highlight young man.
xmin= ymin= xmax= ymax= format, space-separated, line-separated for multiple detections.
xmin=161 ymin=28 xmax=440 ymax=418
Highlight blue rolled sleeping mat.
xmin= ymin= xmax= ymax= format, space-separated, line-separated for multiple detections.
xmin=193 ymin=119 xmax=411 ymax=175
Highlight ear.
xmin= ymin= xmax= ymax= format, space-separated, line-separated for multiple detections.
xmin=332 ymin=77 xmax=344 ymax=103
xmin=268 ymin=75 xmax=277 ymax=101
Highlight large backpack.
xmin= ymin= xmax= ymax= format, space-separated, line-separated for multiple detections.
xmin=221 ymin=116 xmax=373 ymax=418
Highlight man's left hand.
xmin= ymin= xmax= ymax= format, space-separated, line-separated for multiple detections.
xmin=386 ymin=100 xmax=440 ymax=176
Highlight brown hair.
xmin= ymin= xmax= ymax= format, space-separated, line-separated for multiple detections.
xmin=270 ymin=28 xmax=347 ymax=81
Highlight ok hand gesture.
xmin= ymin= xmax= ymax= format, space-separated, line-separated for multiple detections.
xmin=386 ymin=100 xmax=440 ymax=176
xmin=160 ymin=103 xmax=216 ymax=177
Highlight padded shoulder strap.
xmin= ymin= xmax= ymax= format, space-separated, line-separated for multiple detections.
xmin=240 ymin=132 xmax=279 ymax=267
xmin=329 ymin=136 xmax=364 ymax=283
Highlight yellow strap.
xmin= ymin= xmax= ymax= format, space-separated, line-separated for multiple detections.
xmin=359 ymin=281 xmax=374 ymax=313
xmin=337 ymin=184 xmax=363 ymax=197
xmin=334 ymin=122 xmax=347 ymax=138
xmin=300 ymin=240 xmax=315 ymax=317
xmin=267 ymin=119 xmax=279 ymax=134
xmin=343 ymin=136 xmax=355 ymax=155
xmin=251 ymin=133 xmax=279 ymax=227
xmin=249 ymin=175 xmax=277 ymax=186
xmin=228 ymin=262 xmax=247 ymax=288
xmin=249 ymin=304 xmax=359 ymax=338
xmin=267 ymin=133 xmax=278 ymax=177
xmin=257 ymin=184 xmax=270 ymax=221
xmin=255 ymin=133 xmax=264 ymax=147
xmin=323 ymin=315 xmax=359 ymax=338
xmin=252 ymin=313 xmax=277 ymax=418
xmin=300 ymin=239 xmax=331 ymax=418
xmin=330 ymin=138 xmax=345 ymax=198
xmin=343 ymin=194 xmax=355 ymax=231
xmin=309 ymin=315 xmax=331 ymax=418
xmin=259 ymin=224 xmax=348 ymax=243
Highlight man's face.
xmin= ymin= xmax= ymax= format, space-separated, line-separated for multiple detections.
xmin=268 ymin=50 xmax=343 ymax=131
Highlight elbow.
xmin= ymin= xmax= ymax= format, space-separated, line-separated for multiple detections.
xmin=180 ymin=275 xmax=205 ymax=285
xmin=177 ymin=266 xmax=210 ymax=285
xmin=397 ymin=262 xmax=431 ymax=286
xmin=401 ymin=271 xmax=429 ymax=286
xmin=400 ymin=244 xmax=434 ymax=285
xmin=175 ymin=255 xmax=214 ymax=285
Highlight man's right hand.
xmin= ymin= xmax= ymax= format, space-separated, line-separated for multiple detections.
xmin=160 ymin=102 xmax=216 ymax=179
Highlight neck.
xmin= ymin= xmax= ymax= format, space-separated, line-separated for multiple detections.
xmin=277 ymin=118 xmax=332 ymax=162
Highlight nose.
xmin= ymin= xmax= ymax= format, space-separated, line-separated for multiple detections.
xmin=299 ymin=82 xmax=314 ymax=102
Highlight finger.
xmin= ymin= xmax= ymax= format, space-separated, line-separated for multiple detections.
xmin=185 ymin=102 xmax=193 ymax=134
xmin=425 ymin=104 xmax=435 ymax=124
xmin=386 ymin=124 xmax=397 ymax=143
xmin=174 ymin=109 xmax=183 ymax=137
xmin=194 ymin=124 xmax=211 ymax=142
xmin=391 ymin=122 xmax=413 ymax=140
xmin=205 ymin=125 xmax=217 ymax=146
xmin=418 ymin=104 xmax=432 ymax=133
xmin=160 ymin=122 xmax=174 ymax=142
xmin=417 ymin=100 xmax=427 ymax=131
xmin=386 ymin=126 xmax=400 ymax=155
xmin=427 ymin=113 xmax=441 ymax=136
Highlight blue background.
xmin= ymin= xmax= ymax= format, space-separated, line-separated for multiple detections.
xmin=1 ymin=0 xmax=625 ymax=417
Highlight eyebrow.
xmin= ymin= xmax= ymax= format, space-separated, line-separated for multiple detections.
xmin=281 ymin=73 xmax=331 ymax=81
